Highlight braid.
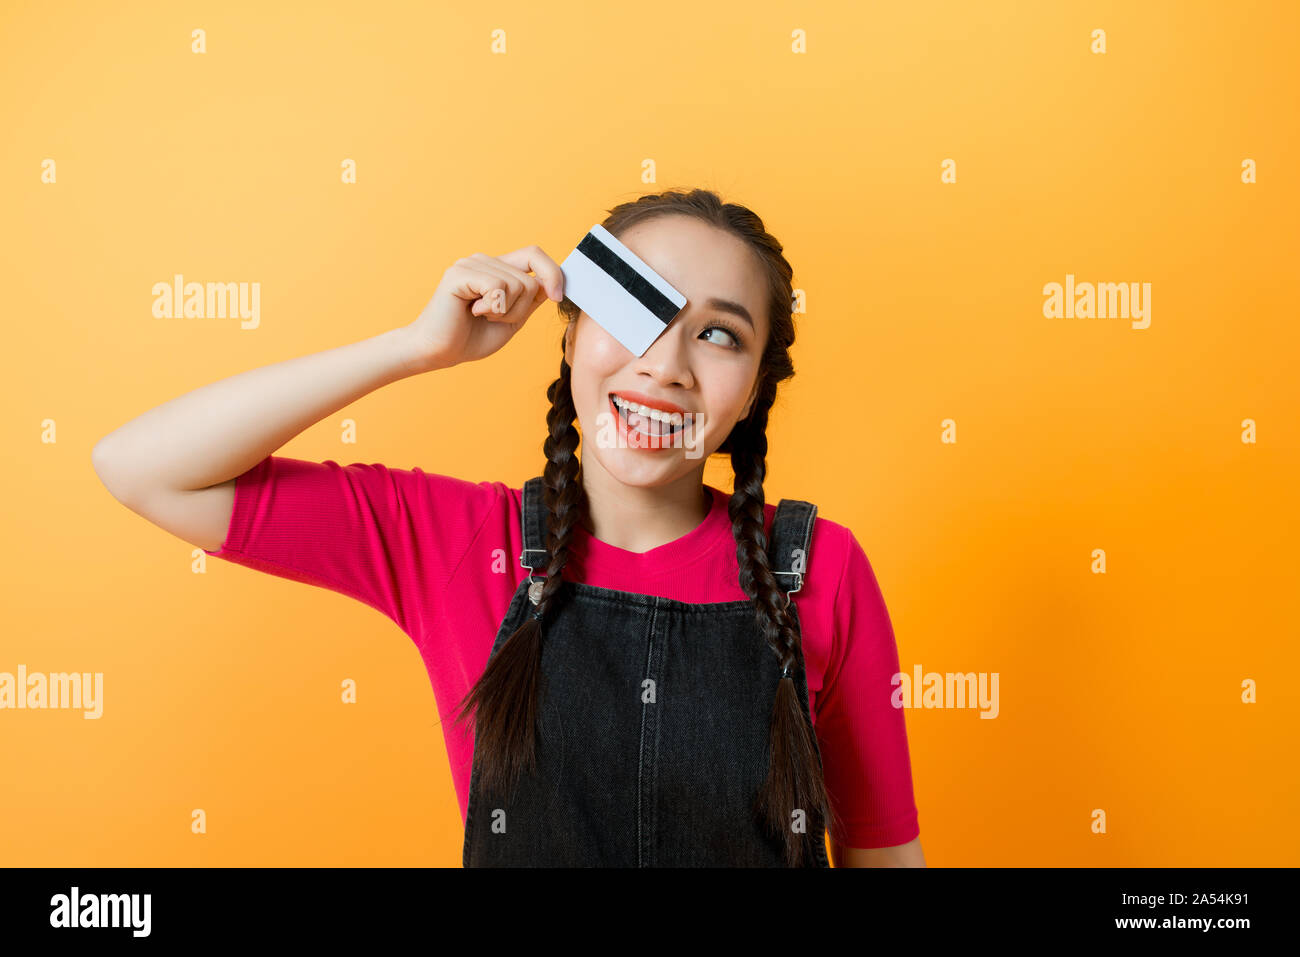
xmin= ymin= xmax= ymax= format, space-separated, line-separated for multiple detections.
xmin=454 ymin=343 xmax=585 ymax=804
xmin=729 ymin=402 xmax=844 ymax=867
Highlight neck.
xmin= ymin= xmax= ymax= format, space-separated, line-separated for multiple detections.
xmin=578 ymin=460 xmax=713 ymax=554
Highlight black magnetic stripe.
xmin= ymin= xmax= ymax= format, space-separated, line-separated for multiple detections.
xmin=577 ymin=232 xmax=680 ymax=325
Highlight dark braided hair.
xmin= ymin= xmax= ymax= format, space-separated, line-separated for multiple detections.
xmin=455 ymin=187 xmax=844 ymax=866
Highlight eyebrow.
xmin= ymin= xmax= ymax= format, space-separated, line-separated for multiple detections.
xmin=704 ymin=297 xmax=755 ymax=330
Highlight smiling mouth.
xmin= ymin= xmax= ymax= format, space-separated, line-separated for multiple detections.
xmin=609 ymin=394 xmax=687 ymax=436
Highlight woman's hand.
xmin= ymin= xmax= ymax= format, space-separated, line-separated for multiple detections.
xmin=405 ymin=246 xmax=566 ymax=372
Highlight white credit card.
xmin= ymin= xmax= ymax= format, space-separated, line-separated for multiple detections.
xmin=559 ymin=224 xmax=688 ymax=357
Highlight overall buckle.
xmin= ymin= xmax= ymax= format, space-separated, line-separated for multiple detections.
xmin=520 ymin=548 xmax=548 ymax=605
xmin=774 ymin=569 xmax=803 ymax=609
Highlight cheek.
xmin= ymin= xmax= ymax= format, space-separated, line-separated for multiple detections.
xmin=577 ymin=322 xmax=625 ymax=366
xmin=571 ymin=325 xmax=630 ymax=389
xmin=705 ymin=368 xmax=757 ymax=420
xmin=567 ymin=344 xmax=620 ymax=421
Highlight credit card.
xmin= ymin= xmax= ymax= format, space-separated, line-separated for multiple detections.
xmin=559 ymin=224 xmax=688 ymax=356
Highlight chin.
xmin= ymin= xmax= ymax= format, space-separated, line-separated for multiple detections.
xmin=588 ymin=441 xmax=720 ymax=489
xmin=593 ymin=452 xmax=682 ymax=488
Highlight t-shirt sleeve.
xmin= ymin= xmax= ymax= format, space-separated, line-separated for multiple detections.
xmin=203 ymin=455 xmax=506 ymax=640
xmin=816 ymin=530 xmax=921 ymax=849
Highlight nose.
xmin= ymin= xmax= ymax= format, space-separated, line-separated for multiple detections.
xmin=631 ymin=322 xmax=694 ymax=390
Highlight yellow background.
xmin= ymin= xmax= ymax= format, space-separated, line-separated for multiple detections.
xmin=2 ymin=0 xmax=1296 ymax=866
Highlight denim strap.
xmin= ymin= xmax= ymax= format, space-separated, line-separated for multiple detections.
xmin=519 ymin=475 xmax=817 ymax=595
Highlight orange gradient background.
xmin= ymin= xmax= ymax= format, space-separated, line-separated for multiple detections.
xmin=2 ymin=0 xmax=1296 ymax=866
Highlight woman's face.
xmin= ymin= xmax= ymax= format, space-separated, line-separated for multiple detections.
xmin=564 ymin=214 xmax=771 ymax=489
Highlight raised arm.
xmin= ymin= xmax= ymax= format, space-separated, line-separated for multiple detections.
xmin=91 ymin=247 xmax=566 ymax=553
xmin=91 ymin=326 xmax=429 ymax=551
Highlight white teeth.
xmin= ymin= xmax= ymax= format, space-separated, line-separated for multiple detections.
xmin=611 ymin=395 xmax=682 ymax=426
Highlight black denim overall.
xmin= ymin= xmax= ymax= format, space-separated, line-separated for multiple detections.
xmin=462 ymin=477 xmax=832 ymax=868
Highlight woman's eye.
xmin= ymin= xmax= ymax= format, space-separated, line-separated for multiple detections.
xmin=701 ymin=324 xmax=740 ymax=349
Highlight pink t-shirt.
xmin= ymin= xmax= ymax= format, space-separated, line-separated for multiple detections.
xmin=203 ymin=456 xmax=920 ymax=849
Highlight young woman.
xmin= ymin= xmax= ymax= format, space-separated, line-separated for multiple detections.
xmin=93 ymin=188 xmax=924 ymax=868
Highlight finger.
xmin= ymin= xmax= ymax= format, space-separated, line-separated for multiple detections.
xmin=467 ymin=254 xmax=529 ymax=318
xmin=448 ymin=263 xmax=509 ymax=314
xmin=481 ymin=260 xmax=548 ymax=319
xmin=489 ymin=258 xmax=550 ymax=314
xmin=498 ymin=245 xmax=565 ymax=302
xmin=451 ymin=261 xmax=516 ymax=320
